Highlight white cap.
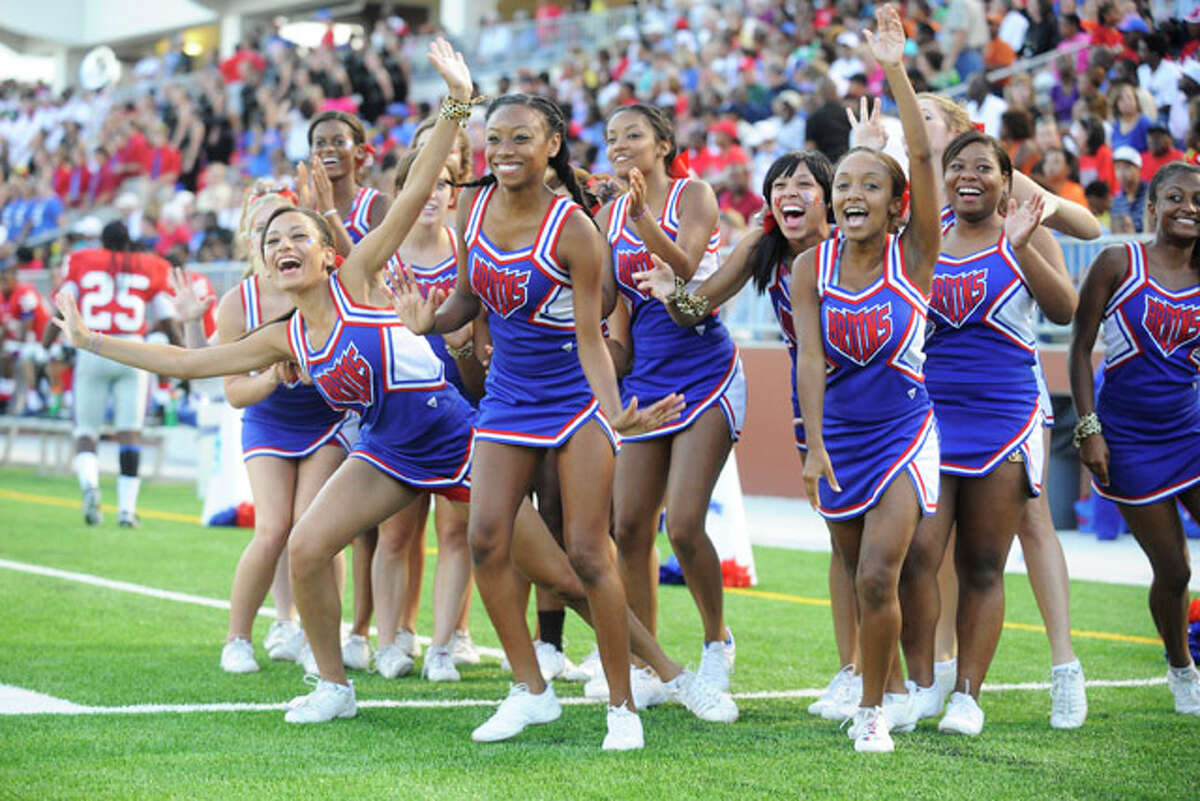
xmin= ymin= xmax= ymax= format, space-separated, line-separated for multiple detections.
xmin=1113 ymin=145 xmax=1143 ymax=168
xmin=73 ymin=216 xmax=103 ymax=237
xmin=836 ymin=31 xmax=860 ymax=48
xmin=116 ymin=192 xmax=138 ymax=211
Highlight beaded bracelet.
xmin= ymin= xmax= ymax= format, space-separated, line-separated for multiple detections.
xmin=445 ymin=340 xmax=475 ymax=360
xmin=440 ymin=95 xmax=485 ymax=127
xmin=1072 ymin=412 xmax=1102 ymax=448
xmin=668 ymin=275 xmax=711 ymax=318
xmin=88 ymin=331 xmax=103 ymax=353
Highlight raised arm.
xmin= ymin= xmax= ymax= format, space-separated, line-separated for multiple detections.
xmin=869 ymin=3 xmax=939 ymax=292
xmin=792 ymin=248 xmax=840 ymax=502
xmin=625 ymin=168 xmax=720 ymax=281
xmin=1005 ymin=196 xmax=1078 ymax=324
xmin=53 ymin=291 xmax=291 ymax=380
xmin=341 ymin=39 xmax=473 ymax=288
xmin=634 ymin=230 xmax=762 ymax=327
xmin=1068 ymin=246 xmax=1125 ymax=487
xmin=1013 ymin=170 xmax=1102 ymax=240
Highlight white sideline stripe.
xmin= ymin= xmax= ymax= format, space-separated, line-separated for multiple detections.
xmin=1 ymin=677 xmax=1169 ymax=716
xmin=0 ymin=557 xmax=506 ymax=660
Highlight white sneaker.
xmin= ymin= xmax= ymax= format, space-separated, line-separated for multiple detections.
xmin=284 ymin=677 xmax=356 ymax=724
xmin=850 ymin=706 xmax=894 ymax=753
xmin=1167 ymin=665 xmax=1200 ymax=715
xmin=220 ymin=637 xmax=259 ymax=674
xmin=934 ymin=659 xmax=957 ymax=703
xmin=396 ymin=627 xmax=421 ymax=660
xmin=342 ymin=634 xmax=371 ymax=671
xmin=265 ymin=620 xmax=304 ymax=662
xmin=471 ymin=683 xmax=562 ymax=743
xmin=631 ymin=666 xmax=667 ymax=709
xmin=808 ymin=665 xmax=856 ymax=717
xmin=449 ymin=630 xmax=481 ymax=666
xmin=583 ymin=672 xmax=609 ymax=700
xmin=602 ymin=702 xmax=644 ymax=751
xmin=534 ymin=640 xmax=567 ymax=681
xmin=1050 ymin=662 xmax=1088 ymax=729
xmin=912 ymin=681 xmax=943 ymax=721
xmin=563 ymin=645 xmax=601 ymax=682
xmin=939 ymin=691 xmax=985 ymax=736
xmin=375 ymin=643 xmax=414 ymax=679
xmin=698 ymin=628 xmax=736 ymax=692
xmin=883 ymin=684 xmax=919 ymax=733
xmin=118 ymin=510 xmax=140 ymax=528
xmin=665 ymin=669 xmax=739 ymax=723
xmin=82 ymin=486 xmax=102 ymax=526
xmin=297 ymin=641 xmax=318 ymax=675
xmin=823 ymin=673 xmax=863 ymax=721
xmin=422 ymin=646 xmax=461 ymax=682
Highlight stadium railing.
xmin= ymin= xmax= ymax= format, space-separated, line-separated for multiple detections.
xmin=940 ymin=40 xmax=1090 ymax=100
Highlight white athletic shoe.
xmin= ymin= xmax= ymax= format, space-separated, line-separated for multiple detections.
xmin=563 ymin=645 xmax=601 ymax=682
xmin=939 ymin=691 xmax=985 ymax=736
xmin=534 ymin=640 xmax=567 ymax=682
xmin=698 ymin=628 xmax=736 ymax=692
xmin=823 ymin=673 xmax=863 ymax=721
xmin=665 ymin=669 xmax=739 ymax=723
xmin=265 ymin=620 xmax=305 ymax=662
xmin=422 ymin=646 xmax=461 ymax=682
xmin=850 ymin=706 xmax=894 ymax=753
xmin=583 ymin=672 xmax=609 ymax=700
xmin=117 ymin=510 xmax=140 ymax=528
xmin=375 ymin=643 xmax=414 ymax=679
xmin=934 ymin=659 xmax=957 ymax=703
xmin=449 ymin=630 xmax=481 ymax=666
xmin=471 ymin=683 xmax=562 ymax=743
xmin=630 ymin=666 xmax=667 ymax=709
xmin=883 ymin=684 xmax=920 ymax=733
xmin=82 ymin=486 xmax=102 ymax=526
xmin=808 ymin=665 xmax=856 ymax=717
xmin=602 ymin=703 xmax=644 ymax=751
xmin=342 ymin=634 xmax=372 ymax=671
xmin=284 ymin=677 xmax=356 ymax=724
xmin=220 ymin=637 xmax=259 ymax=674
xmin=396 ymin=627 xmax=421 ymax=660
xmin=1050 ymin=662 xmax=1088 ymax=729
xmin=297 ymin=641 xmax=318 ymax=675
xmin=1168 ymin=665 xmax=1200 ymax=715
xmin=912 ymin=681 xmax=943 ymax=721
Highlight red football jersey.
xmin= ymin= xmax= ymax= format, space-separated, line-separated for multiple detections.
xmin=4 ymin=283 xmax=51 ymax=340
xmin=61 ymin=248 xmax=174 ymax=336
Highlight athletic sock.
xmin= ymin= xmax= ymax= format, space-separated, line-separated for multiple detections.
xmin=1169 ymin=664 xmax=1198 ymax=680
xmin=537 ymin=610 xmax=565 ymax=651
xmin=74 ymin=451 xmax=100 ymax=491
xmin=117 ymin=476 xmax=141 ymax=516
xmin=1051 ymin=659 xmax=1081 ymax=674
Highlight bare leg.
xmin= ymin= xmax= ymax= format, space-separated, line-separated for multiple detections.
xmin=934 ymin=528 xmax=959 ymax=663
xmin=373 ymin=498 xmax=428 ymax=648
xmin=350 ymin=529 xmax=377 ymax=638
xmin=401 ymin=504 xmax=427 ymax=632
xmin=612 ymin=438 xmax=670 ymax=634
xmin=271 ymin=550 xmax=295 ymax=621
xmin=829 ymin=533 xmax=860 ymax=668
xmin=430 ymin=496 xmax=471 ymax=647
xmin=899 ymin=475 xmax=956 ymax=688
xmin=228 ymin=456 xmax=298 ymax=641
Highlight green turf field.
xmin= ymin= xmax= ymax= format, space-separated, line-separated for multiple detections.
xmin=0 ymin=467 xmax=1195 ymax=800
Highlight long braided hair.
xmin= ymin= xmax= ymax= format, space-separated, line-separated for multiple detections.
xmin=461 ymin=94 xmax=594 ymax=224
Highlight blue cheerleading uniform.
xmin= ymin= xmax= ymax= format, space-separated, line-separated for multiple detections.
xmin=388 ymin=229 xmax=475 ymax=405
xmin=925 ymin=231 xmax=1044 ymax=493
xmin=607 ymin=179 xmax=745 ymax=442
xmin=342 ymin=186 xmax=384 ymax=244
xmin=1094 ymin=242 xmax=1200 ymax=504
xmin=815 ymin=234 xmax=940 ymax=520
xmin=464 ymin=185 xmax=617 ymax=450
xmin=237 ymin=275 xmax=347 ymax=460
xmin=286 ymin=272 xmax=475 ymax=497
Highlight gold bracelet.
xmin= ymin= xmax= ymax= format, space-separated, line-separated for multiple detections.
xmin=445 ymin=340 xmax=475 ymax=360
xmin=440 ymin=95 xmax=486 ymax=127
xmin=668 ymin=275 xmax=711 ymax=318
xmin=1072 ymin=412 xmax=1102 ymax=448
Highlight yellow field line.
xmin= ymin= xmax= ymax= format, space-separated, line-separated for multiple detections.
xmin=1 ymin=486 xmax=1159 ymax=645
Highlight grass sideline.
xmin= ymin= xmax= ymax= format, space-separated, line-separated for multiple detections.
xmin=0 ymin=467 xmax=1194 ymax=800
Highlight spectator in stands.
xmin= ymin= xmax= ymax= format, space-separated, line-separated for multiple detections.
xmin=1111 ymin=145 xmax=1149 ymax=232
xmin=1040 ymin=147 xmax=1088 ymax=208
xmin=772 ymin=90 xmax=806 ymax=153
xmin=147 ymin=123 xmax=182 ymax=191
xmin=1057 ymin=14 xmax=1091 ymax=76
xmin=1137 ymin=34 xmax=1183 ymax=123
xmin=1110 ymin=81 xmax=1153 ymax=152
xmin=1076 ymin=116 xmax=1116 ymax=192
xmin=0 ymin=258 xmax=51 ymax=414
xmin=942 ymin=0 xmax=990 ymax=80
xmin=1049 ymin=55 xmax=1080 ymax=123
xmin=1084 ymin=180 xmax=1113 ymax=233
xmin=829 ymin=32 xmax=867 ymax=97
xmin=965 ymin=73 xmax=1007 ymax=137
xmin=717 ymin=161 xmax=763 ymax=224
xmin=1035 ymin=115 xmax=1062 ymax=154
xmin=994 ymin=0 xmax=1030 ymax=53
xmin=1000 ymin=109 xmax=1040 ymax=174
xmin=1141 ymin=122 xmax=1185 ymax=183
xmin=805 ymin=78 xmax=852 ymax=163
xmin=984 ymin=12 xmax=1017 ymax=75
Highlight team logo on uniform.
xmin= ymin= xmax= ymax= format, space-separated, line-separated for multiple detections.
xmin=825 ymin=303 xmax=893 ymax=366
xmin=471 ymin=255 xmax=529 ymax=317
xmin=314 ymin=342 xmax=373 ymax=408
xmin=1143 ymin=296 xmax=1200 ymax=358
xmin=930 ymin=268 xmax=988 ymax=327
xmin=616 ymin=250 xmax=653 ymax=298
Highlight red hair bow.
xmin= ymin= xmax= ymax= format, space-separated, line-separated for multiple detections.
xmin=972 ymin=122 xmax=986 ymax=133
xmin=761 ymin=210 xmax=778 ymax=235
xmin=668 ymin=150 xmax=691 ymax=179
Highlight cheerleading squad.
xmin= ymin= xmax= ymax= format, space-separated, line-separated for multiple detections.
xmin=48 ymin=11 xmax=1200 ymax=754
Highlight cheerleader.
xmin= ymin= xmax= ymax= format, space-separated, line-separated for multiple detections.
xmin=598 ymin=102 xmax=742 ymax=688
xmin=853 ymin=90 xmax=1091 ymax=725
xmin=389 ymin=92 xmax=735 ymax=749
xmin=632 ymin=150 xmax=862 ymax=715
xmin=920 ymin=131 xmax=1078 ymax=736
xmin=1070 ymin=162 xmax=1200 ymax=716
xmin=792 ymin=5 xmax=940 ymax=753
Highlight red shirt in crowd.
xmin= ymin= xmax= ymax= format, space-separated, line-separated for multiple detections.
xmin=148 ymin=145 xmax=182 ymax=181
xmin=3 ymin=283 xmax=52 ymax=341
xmin=1141 ymin=147 xmax=1186 ymax=183
xmin=119 ymin=131 xmax=151 ymax=178
xmin=718 ymin=189 xmax=765 ymax=225
xmin=53 ymin=164 xmax=92 ymax=207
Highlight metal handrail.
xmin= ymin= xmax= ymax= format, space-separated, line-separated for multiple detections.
xmin=941 ymin=39 xmax=1090 ymax=98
